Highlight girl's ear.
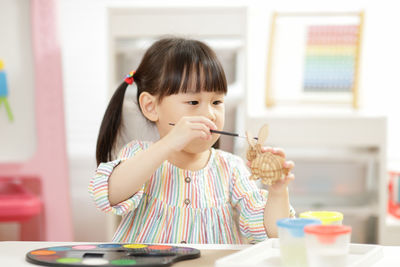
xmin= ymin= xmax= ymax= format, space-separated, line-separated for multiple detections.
xmin=139 ymin=92 xmax=158 ymax=122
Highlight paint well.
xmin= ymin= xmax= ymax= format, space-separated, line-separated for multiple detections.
xmin=98 ymin=244 xmax=122 ymax=248
xmin=123 ymin=244 xmax=148 ymax=249
xmin=111 ymin=259 xmax=137 ymax=265
xmin=48 ymin=246 xmax=71 ymax=251
xmin=148 ymin=245 xmax=172 ymax=250
xmin=56 ymin=258 xmax=81 ymax=263
xmin=82 ymin=258 xmax=109 ymax=265
xmin=31 ymin=250 xmax=56 ymax=256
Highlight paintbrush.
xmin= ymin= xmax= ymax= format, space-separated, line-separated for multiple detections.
xmin=168 ymin=123 xmax=258 ymax=140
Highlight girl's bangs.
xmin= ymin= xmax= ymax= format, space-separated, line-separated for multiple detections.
xmin=180 ymin=62 xmax=227 ymax=95
xmin=160 ymin=46 xmax=227 ymax=97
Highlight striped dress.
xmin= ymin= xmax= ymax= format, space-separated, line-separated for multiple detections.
xmin=89 ymin=140 xmax=295 ymax=244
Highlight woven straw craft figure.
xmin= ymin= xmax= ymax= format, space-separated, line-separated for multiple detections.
xmin=246 ymin=124 xmax=288 ymax=186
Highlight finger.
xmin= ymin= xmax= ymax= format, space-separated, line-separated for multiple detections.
xmin=190 ymin=123 xmax=212 ymax=133
xmin=194 ymin=130 xmax=211 ymax=140
xmin=286 ymin=173 xmax=295 ymax=181
xmin=272 ymin=148 xmax=286 ymax=158
xmin=178 ymin=116 xmax=216 ymax=132
xmin=278 ymin=171 xmax=294 ymax=182
xmin=205 ymin=118 xmax=218 ymax=131
xmin=283 ymin=160 xmax=295 ymax=170
xmin=188 ymin=116 xmax=218 ymax=131
xmin=283 ymin=173 xmax=295 ymax=186
xmin=261 ymin=146 xmax=273 ymax=153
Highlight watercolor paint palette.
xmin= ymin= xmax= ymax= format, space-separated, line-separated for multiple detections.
xmin=26 ymin=243 xmax=200 ymax=266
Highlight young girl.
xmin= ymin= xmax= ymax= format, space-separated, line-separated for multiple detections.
xmin=89 ymin=37 xmax=295 ymax=244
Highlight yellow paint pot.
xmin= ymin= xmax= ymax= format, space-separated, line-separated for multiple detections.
xmin=299 ymin=211 xmax=343 ymax=225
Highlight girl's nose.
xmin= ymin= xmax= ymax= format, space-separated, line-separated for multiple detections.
xmin=204 ymin=104 xmax=217 ymax=121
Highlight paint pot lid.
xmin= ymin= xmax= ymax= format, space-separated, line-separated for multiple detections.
xmin=299 ymin=211 xmax=343 ymax=224
xmin=304 ymin=225 xmax=352 ymax=244
xmin=304 ymin=224 xmax=351 ymax=235
xmin=276 ymin=218 xmax=321 ymax=237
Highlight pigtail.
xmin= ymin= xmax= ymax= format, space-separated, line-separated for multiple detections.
xmin=96 ymin=82 xmax=129 ymax=165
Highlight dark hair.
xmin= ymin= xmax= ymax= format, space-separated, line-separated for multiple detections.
xmin=96 ymin=37 xmax=227 ymax=165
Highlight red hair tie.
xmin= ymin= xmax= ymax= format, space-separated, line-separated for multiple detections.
xmin=124 ymin=70 xmax=136 ymax=85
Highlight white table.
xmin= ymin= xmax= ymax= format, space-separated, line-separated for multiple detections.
xmin=0 ymin=241 xmax=399 ymax=266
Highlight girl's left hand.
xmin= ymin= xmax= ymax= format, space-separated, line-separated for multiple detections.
xmin=248 ymin=147 xmax=295 ymax=194
xmin=263 ymin=147 xmax=295 ymax=194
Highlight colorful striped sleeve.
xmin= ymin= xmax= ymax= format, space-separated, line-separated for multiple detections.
xmin=88 ymin=140 xmax=149 ymax=216
xmin=229 ymin=155 xmax=268 ymax=243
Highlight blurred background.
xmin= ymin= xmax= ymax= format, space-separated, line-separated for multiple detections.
xmin=1 ymin=0 xmax=400 ymax=245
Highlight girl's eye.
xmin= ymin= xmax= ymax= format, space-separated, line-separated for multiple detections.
xmin=188 ymin=101 xmax=199 ymax=105
xmin=213 ymin=100 xmax=223 ymax=105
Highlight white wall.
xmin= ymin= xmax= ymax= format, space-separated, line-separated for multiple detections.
xmin=57 ymin=0 xmax=400 ymax=241
xmin=246 ymin=0 xmax=400 ymax=163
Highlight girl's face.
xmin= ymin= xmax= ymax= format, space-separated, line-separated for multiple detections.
xmin=156 ymin=91 xmax=225 ymax=153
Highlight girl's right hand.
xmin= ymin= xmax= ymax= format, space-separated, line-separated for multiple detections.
xmin=163 ymin=116 xmax=217 ymax=152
